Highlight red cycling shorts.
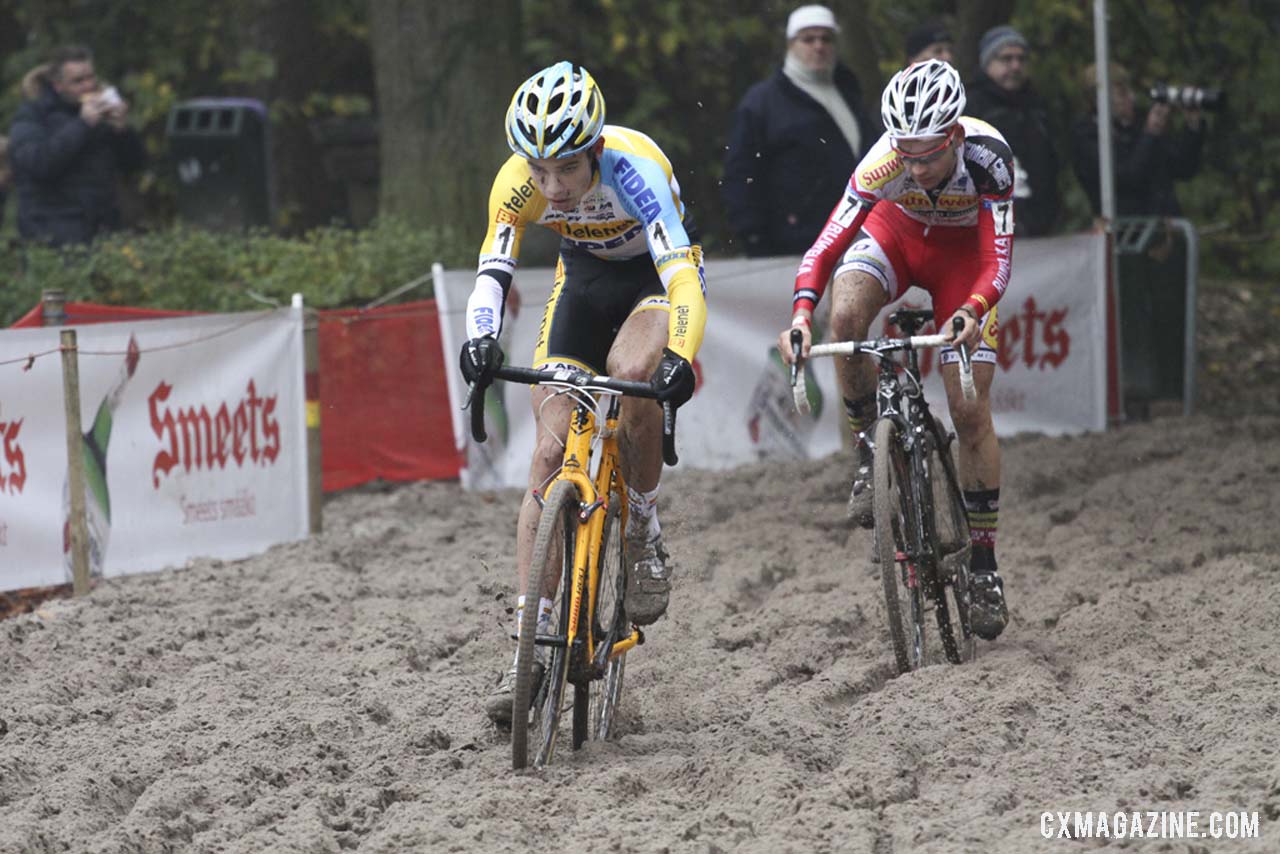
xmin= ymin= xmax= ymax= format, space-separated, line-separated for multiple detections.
xmin=833 ymin=201 xmax=999 ymax=364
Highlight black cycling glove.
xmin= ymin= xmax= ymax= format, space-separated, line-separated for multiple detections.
xmin=650 ymin=347 xmax=695 ymax=406
xmin=459 ymin=335 xmax=504 ymax=386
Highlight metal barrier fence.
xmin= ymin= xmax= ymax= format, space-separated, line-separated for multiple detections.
xmin=1113 ymin=217 xmax=1199 ymax=417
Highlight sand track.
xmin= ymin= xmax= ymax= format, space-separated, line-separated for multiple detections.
xmin=2 ymin=414 xmax=1278 ymax=853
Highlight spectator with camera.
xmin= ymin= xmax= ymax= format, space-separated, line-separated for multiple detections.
xmin=1071 ymin=62 xmax=1206 ymax=218
xmin=8 ymin=44 xmax=145 ymax=247
xmin=964 ymin=25 xmax=1060 ymax=237
xmin=722 ymin=4 xmax=879 ymax=257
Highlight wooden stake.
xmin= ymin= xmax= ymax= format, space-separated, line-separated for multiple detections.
xmin=303 ymin=305 xmax=323 ymax=533
xmin=60 ymin=329 xmax=91 ymax=596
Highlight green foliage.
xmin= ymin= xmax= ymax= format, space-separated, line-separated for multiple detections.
xmin=0 ymin=219 xmax=471 ymax=328
xmin=2 ymin=0 xmax=1276 ymax=278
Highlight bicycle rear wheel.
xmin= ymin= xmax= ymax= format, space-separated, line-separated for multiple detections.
xmin=512 ymin=479 xmax=577 ymax=770
xmin=583 ymin=489 xmax=627 ymax=742
xmin=873 ymin=418 xmax=927 ymax=674
xmin=926 ymin=419 xmax=975 ymax=664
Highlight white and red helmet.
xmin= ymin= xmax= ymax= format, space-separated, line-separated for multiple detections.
xmin=880 ymin=59 xmax=966 ymax=139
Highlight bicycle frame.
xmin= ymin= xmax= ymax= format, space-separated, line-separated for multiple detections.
xmin=871 ymin=341 xmax=945 ymax=579
xmin=548 ymin=395 xmax=642 ymax=681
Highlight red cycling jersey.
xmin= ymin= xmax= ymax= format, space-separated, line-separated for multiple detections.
xmin=792 ymin=116 xmax=1016 ymax=323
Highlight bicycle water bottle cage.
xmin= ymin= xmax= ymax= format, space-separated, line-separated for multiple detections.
xmin=890 ymin=308 xmax=934 ymax=336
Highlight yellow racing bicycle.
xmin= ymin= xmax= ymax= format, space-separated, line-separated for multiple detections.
xmin=468 ymin=365 xmax=678 ymax=770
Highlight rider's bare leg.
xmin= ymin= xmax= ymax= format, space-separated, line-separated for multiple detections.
xmin=830 ymin=272 xmax=890 ymax=523
xmin=606 ymin=308 xmax=668 ymax=494
xmin=940 ymin=362 xmax=1000 ymax=491
xmin=830 ymin=271 xmax=890 ymax=404
xmin=492 ymin=384 xmax=574 ymax=720
xmin=515 ymin=388 xmax=575 ymax=600
xmin=941 ymin=360 xmax=1008 ymax=639
xmin=607 ymin=308 xmax=675 ymax=625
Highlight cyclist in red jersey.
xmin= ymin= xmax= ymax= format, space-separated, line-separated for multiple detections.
xmin=777 ymin=59 xmax=1012 ymax=640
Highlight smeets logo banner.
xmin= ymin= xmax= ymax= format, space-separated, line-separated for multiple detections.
xmin=0 ymin=309 xmax=309 ymax=592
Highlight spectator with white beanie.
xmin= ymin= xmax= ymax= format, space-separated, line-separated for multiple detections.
xmin=722 ymin=4 xmax=879 ymax=256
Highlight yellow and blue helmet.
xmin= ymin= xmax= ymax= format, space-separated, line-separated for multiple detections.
xmin=505 ymin=61 xmax=606 ymax=159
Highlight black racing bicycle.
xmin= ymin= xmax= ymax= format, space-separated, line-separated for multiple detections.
xmin=791 ymin=309 xmax=976 ymax=672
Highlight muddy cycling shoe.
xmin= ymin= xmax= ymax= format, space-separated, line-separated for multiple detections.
xmin=845 ymin=447 xmax=875 ymax=529
xmin=968 ymin=572 xmax=1009 ymax=640
xmin=625 ymin=534 xmax=672 ymax=625
xmin=484 ymin=660 xmax=545 ymax=726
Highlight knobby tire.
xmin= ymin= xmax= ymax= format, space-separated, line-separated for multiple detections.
xmin=512 ymin=480 xmax=577 ymax=770
xmin=873 ymin=418 xmax=925 ymax=674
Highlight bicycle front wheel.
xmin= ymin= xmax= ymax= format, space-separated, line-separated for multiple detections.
xmin=512 ymin=479 xmax=577 ymax=771
xmin=873 ymin=418 xmax=926 ymax=674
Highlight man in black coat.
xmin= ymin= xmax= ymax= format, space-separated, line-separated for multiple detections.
xmin=1071 ymin=63 xmax=1204 ymax=218
xmin=722 ymin=5 xmax=878 ymax=257
xmin=965 ymin=26 xmax=1060 ymax=237
xmin=8 ymin=45 xmax=146 ymax=247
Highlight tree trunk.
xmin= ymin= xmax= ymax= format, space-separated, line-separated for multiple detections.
xmin=954 ymin=0 xmax=1017 ymax=79
xmin=834 ymin=0 xmax=883 ymax=98
xmin=240 ymin=0 xmax=351 ymax=231
xmin=370 ymin=0 xmax=520 ymax=242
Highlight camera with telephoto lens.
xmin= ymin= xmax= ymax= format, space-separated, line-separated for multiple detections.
xmin=1148 ymin=83 xmax=1224 ymax=111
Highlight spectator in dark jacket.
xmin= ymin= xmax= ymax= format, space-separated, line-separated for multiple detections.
xmin=1071 ymin=62 xmax=1204 ymax=217
xmin=965 ymin=25 xmax=1060 ymax=237
xmin=722 ymin=5 xmax=878 ymax=257
xmin=8 ymin=45 xmax=146 ymax=247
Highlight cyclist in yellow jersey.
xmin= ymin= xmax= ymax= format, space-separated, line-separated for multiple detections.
xmin=458 ymin=62 xmax=708 ymax=725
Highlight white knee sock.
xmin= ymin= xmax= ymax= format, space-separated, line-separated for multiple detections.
xmin=626 ymin=484 xmax=662 ymax=541
xmin=514 ymin=595 xmax=555 ymax=639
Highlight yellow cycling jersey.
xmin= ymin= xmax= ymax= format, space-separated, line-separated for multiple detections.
xmin=471 ymin=125 xmax=706 ymax=360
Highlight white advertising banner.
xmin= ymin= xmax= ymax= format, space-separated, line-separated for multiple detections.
xmin=0 ymin=309 xmax=310 ymax=592
xmin=436 ymin=233 xmax=1107 ymax=490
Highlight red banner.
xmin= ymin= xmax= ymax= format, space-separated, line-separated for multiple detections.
xmin=317 ymin=301 xmax=460 ymax=490
xmin=11 ymin=299 xmax=460 ymax=490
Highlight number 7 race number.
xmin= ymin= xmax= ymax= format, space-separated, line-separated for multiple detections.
xmin=992 ymin=200 xmax=1014 ymax=236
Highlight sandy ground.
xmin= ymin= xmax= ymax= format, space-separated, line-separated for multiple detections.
xmin=3 ymin=408 xmax=1279 ymax=853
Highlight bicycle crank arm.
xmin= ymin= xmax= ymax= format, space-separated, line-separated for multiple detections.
xmin=507 ymin=631 xmax=569 ymax=648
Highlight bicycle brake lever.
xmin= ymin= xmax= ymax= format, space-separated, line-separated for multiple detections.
xmin=661 ymin=401 xmax=679 ymax=466
xmin=951 ymin=316 xmax=976 ymax=402
xmin=789 ymin=327 xmax=804 ymax=386
xmin=467 ymin=380 xmax=489 ymax=442
xmin=789 ymin=328 xmax=812 ymax=415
